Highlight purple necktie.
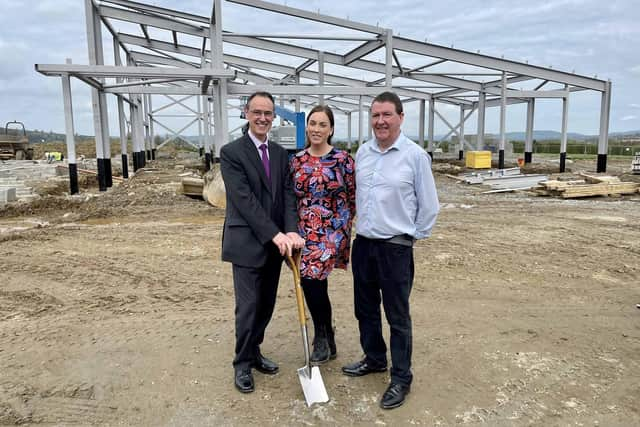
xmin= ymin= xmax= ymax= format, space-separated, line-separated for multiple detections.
xmin=259 ymin=143 xmax=271 ymax=181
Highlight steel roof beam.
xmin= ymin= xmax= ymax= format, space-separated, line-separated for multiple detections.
xmin=393 ymin=36 xmax=607 ymax=91
xmin=225 ymin=0 xmax=386 ymax=35
xmin=99 ymin=5 xmax=206 ymax=37
xmin=221 ymin=35 xmax=474 ymax=94
xmin=103 ymin=77 xmax=189 ymax=89
xmin=100 ymin=0 xmax=210 ymax=24
xmin=107 ymin=87 xmax=203 ymax=95
xmin=433 ymin=75 xmax=532 ymax=98
xmin=118 ymin=35 xmax=434 ymax=101
xmin=228 ymin=84 xmax=395 ymax=96
xmin=344 ymin=39 xmax=384 ymax=65
xmin=35 ymin=64 xmax=235 ymax=79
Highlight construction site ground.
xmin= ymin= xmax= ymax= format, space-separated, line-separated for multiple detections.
xmin=1 ymin=154 xmax=639 ymax=426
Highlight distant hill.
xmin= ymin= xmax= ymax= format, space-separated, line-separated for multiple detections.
xmin=19 ymin=129 xmax=93 ymax=144
xmin=14 ymin=127 xmax=640 ymax=144
xmin=427 ymin=130 xmax=640 ymax=142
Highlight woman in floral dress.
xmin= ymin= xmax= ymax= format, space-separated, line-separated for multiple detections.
xmin=290 ymin=105 xmax=356 ymax=365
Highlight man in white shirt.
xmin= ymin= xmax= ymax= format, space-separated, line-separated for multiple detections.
xmin=342 ymin=91 xmax=440 ymax=409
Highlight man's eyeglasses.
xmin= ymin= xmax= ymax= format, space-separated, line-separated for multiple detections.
xmin=249 ymin=110 xmax=274 ymax=119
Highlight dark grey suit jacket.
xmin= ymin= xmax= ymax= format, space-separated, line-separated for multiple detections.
xmin=220 ymin=134 xmax=298 ymax=268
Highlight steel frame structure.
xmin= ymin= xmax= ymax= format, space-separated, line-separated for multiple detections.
xmin=35 ymin=0 xmax=612 ymax=194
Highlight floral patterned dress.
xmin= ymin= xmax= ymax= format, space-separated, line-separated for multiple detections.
xmin=290 ymin=148 xmax=356 ymax=280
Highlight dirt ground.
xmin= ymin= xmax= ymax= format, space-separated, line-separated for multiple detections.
xmin=1 ymin=155 xmax=639 ymax=426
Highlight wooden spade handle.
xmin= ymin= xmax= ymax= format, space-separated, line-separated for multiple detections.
xmin=285 ymin=249 xmax=307 ymax=327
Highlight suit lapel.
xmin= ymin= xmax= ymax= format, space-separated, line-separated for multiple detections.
xmin=241 ymin=135 xmax=272 ymax=194
xmin=268 ymin=143 xmax=280 ymax=197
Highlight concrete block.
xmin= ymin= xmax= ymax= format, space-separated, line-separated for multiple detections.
xmin=0 ymin=187 xmax=17 ymax=204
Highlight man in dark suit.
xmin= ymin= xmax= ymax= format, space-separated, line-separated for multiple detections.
xmin=220 ymin=91 xmax=305 ymax=393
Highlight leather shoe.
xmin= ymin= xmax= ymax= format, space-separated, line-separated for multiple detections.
xmin=234 ymin=369 xmax=254 ymax=393
xmin=380 ymin=382 xmax=410 ymax=409
xmin=341 ymin=359 xmax=387 ymax=377
xmin=252 ymin=353 xmax=279 ymax=375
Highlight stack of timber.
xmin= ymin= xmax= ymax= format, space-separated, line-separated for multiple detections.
xmin=632 ymin=152 xmax=640 ymax=175
xmin=534 ymin=174 xmax=640 ymax=198
xmin=181 ymin=176 xmax=204 ymax=197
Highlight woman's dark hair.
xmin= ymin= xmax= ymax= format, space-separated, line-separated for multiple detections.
xmin=305 ymin=105 xmax=335 ymax=148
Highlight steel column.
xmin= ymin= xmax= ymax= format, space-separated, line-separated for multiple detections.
xmin=85 ymin=0 xmax=107 ymax=191
xmin=358 ymin=96 xmax=363 ymax=144
xmin=318 ymin=51 xmax=325 ymax=106
xmin=525 ymin=99 xmax=535 ymax=163
xmin=147 ymin=94 xmax=156 ymax=160
xmin=418 ymin=99 xmax=425 ymax=149
xmin=597 ymin=81 xmax=612 ymax=173
xmin=499 ymin=72 xmax=506 ymax=169
xmin=428 ymin=98 xmax=435 ymax=156
xmin=197 ymin=96 xmax=204 ymax=156
xmin=560 ymin=85 xmax=569 ymax=172
xmin=459 ymin=106 xmax=465 ymax=160
xmin=347 ymin=112 xmax=352 ymax=152
xmin=113 ymin=42 xmax=129 ymax=179
xmin=385 ymin=29 xmax=393 ymax=88
xmin=477 ymin=91 xmax=486 ymax=150
xmin=61 ymin=70 xmax=79 ymax=195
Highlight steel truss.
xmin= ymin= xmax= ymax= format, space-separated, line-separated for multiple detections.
xmin=35 ymin=0 xmax=612 ymax=193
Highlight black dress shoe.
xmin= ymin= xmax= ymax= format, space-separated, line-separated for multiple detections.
xmin=253 ymin=353 xmax=279 ymax=375
xmin=341 ymin=359 xmax=387 ymax=377
xmin=234 ymin=369 xmax=254 ymax=393
xmin=380 ymin=382 xmax=410 ymax=409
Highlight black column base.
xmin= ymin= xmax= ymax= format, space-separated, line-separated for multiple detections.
xmin=427 ymin=151 xmax=433 ymax=159
xmin=151 ymin=148 xmax=156 ymax=160
xmin=597 ymin=154 xmax=607 ymax=173
xmin=121 ymin=154 xmax=129 ymax=179
xmin=559 ymin=152 xmax=566 ymax=173
xmin=97 ymin=158 xmax=107 ymax=192
xmin=140 ymin=151 xmax=146 ymax=168
xmin=498 ymin=149 xmax=505 ymax=169
xmin=524 ymin=151 xmax=532 ymax=163
xmin=458 ymin=150 xmax=463 ymax=161
xmin=133 ymin=151 xmax=145 ymax=171
xmin=205 ymin=153 xmax=212 ymax=171
xmin=146 ymin=150 xmax=151 ymax=161
xmin=105 ymin=158 xmax=113 ymax=188
xmin=199 ymin=147 xmax=204 ymax=157
xmin=68 ymin=163 xmax=79 ymax=195
xmin=133 ymin=152 xmax=139 ymax=171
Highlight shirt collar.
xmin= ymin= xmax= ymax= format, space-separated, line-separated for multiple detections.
xmin=370 ymin=132 xmax=405 ymax=153
xmin=248 ymin=129 xmax=269 ymax=149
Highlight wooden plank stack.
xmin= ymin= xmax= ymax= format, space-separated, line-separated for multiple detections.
xmin=534 ymin=174 xmax=640 ymax=198
xmin=632 ymin=152 xmax=640 ymax=175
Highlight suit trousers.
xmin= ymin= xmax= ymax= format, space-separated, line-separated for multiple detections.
xmin=232 ymin=250 xmax=283 ymax=371
xmin=351 ymin=235 xmax=415 ymax=386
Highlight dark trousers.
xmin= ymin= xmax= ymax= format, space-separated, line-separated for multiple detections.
xmin=301 ymin=277 xmax=332 ymax=334
xmin=232 ymin=251 xmax=283 ymax=371
xmin=351 ymin=235 xmax=414 ymax=386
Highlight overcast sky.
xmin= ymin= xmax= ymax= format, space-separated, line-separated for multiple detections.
xmin=1 ymin=0 xmax=638 ymax=139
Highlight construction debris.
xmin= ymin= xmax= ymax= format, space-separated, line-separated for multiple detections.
xmin=202 ymin=166 xmax=226 ymax=208
xmin=181 ymin=177 xmax=204 ymax=198
xmin=459 ymin=167 xmax=522 ymax=185
xmin=534 ymin=176 xmax=640 ymax=198
xmin=452 ymin=167 xmax=548 ymax=192
xmin=450 ymin=166 xmax=640 ymax=198
xmin=482 ymin=174 xmax=548 ymax=191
